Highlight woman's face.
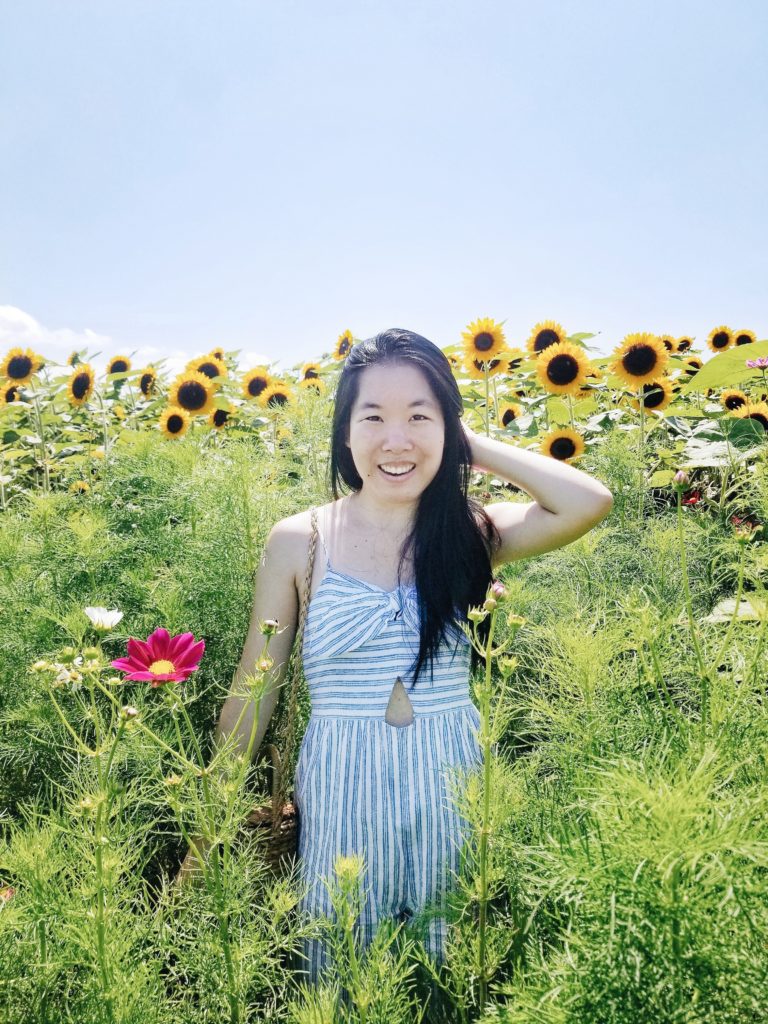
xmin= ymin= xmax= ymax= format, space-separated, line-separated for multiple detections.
xmin=347 ymin=362 xmax=446 ymax=505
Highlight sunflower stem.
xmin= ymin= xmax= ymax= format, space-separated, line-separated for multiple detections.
xmin=675 ymin=487 xmax=712 ymax=733
xmin=30 ymin=391 xmax=50 ymax=494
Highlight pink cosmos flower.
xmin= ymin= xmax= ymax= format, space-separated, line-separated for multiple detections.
xmin=111 ymin=627 xmax=205 ymax=686
xmin=746 ymin=357 xmax=768 ymax=369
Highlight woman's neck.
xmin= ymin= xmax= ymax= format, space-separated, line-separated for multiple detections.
xmin=344 ymin=490 xmax=416 ymax=540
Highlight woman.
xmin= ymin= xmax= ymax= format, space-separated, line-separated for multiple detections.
xmin=178 ymin=327 xmax=613 ymax=982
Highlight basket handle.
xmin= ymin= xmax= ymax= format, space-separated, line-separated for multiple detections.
xmin=256 ymin=742 xmax=283 ymax=820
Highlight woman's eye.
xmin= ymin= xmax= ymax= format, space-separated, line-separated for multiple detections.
xmin=411 ymin=414 xmax=428 ymax=421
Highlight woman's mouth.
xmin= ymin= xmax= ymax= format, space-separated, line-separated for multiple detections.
xmin=378 ymin=462 xmax=416 ymax=479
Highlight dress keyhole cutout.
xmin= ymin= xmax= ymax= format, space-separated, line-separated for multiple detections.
xmin=384 ymin=676 xmax=414 ymax=727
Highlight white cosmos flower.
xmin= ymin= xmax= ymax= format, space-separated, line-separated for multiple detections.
xmin=84 ymin=606 xmax=124 ymax=630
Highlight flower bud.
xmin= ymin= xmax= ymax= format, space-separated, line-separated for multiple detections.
xmin=260 ymin=619 xmax=279 ymax=636
xmin=334 ymin=852 xmax=365 ymax=884
xmin=673 ymin=470 xmax=690 ymax=489
xmin=163 ymin=773 xmax=183 ymax=787
xmin=507 ymin=612 xmax=526 ymax=629
xmin=59 ymin=646 xmax=78 ymax=664
xmin=120 ymin=705 xmax=139 ymax=720
xmin=491 ymin=581 xmax=507 ymax=600
xmin=483 ymin=597 xmax=498 ymax=612
xmin=498 ymin=656 xmax=518 ymax=677
xmin=31 ymin=660 xmax=50 ymax=672
xmin=468 ymin=608 xmax=488 ymax=624
xmin=257 ymin=655 xmax=273 ymax=673
xmin=82 ymin=646 xmax=100 ymax=659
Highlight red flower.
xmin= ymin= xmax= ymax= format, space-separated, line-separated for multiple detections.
xmin=682 ymin=489 xmax=701 ymax=506
xmin=111 ymin=627 xmax=205 ymax=686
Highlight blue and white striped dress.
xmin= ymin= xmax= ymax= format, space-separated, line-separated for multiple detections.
xmin=293 ymin=520 xmax=483 ymax=982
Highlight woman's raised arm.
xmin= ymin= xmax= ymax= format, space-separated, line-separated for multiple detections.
xmin=462 ymin=422 xmax=613 ymax=567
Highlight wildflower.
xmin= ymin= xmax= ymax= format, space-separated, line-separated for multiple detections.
xmin=67 ymin=364 xmax=96 ymax=407
xmin=498 ymin=657 xmax=517 ymax=677
xmin=540 ymin=427 xmax=585 ymax=462
xmin=746 ymin=356 xmax=768 ymax=369
xmin=120 ymin=704 xmax=139 ymax=719
xmin=111 ymin=627 xmax=205 ymax=686
xmin=242 ymin=367 xmax=271 ymax=399
xmin=706 ymin=326 xmax=732 ymax=353
xmin=491 ymin=581 xmax=507 ymax=600
xmin=31 ymin=659 xmax=50 ymax=672
xmin=673 ymin=470 xmax=690 ymax=490
xmin=84 ymin=606 xmax=124 ymax=632
xmin=333 ymin=330 xmax=355 ymax=360
xmin=59 ymin=646 xmax=78 ymax=663
xmin=257 ymin=655 xmax=273 ymax=673
xmin=682 ymin=489 xmax=702 ymax=506
xmin=536 ymin=342 xmax=592 ymax=397
xmin=468 ymin=608 xmax=488 ymax=624
xmin=164 ymin=772 xmax=183 ymax=786
xmin=610 ymin=333 xmax=669 ymax=387
xmin=138 ymin=368 xmax=157 ymax=396
xmin=261 ymin=619 xmax=279 ymax=636
xmin=0 ymin=886 xmax=14 ymax=904
xmin=334 ymin=852 xmax=365 ymax=884
xmin=526 ymin=320 xmax=567 ymax=357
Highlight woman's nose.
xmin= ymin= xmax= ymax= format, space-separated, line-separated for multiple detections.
xmin=381 ymin=426 xmax=413 ymax=452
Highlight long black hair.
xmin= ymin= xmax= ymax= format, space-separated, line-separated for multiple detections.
xmin=329 ymin=328 xmax=500 ymax=688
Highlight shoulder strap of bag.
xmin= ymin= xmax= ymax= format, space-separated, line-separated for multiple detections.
xmin=271 ymin=507 xmax=318 ymax=826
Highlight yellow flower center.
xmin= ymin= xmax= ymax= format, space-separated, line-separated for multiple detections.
xmin=149 ymin=659 xmax=175 ymax=675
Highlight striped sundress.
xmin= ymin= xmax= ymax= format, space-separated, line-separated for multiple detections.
xmin=292 ymin=513 xmax=483 ymax=983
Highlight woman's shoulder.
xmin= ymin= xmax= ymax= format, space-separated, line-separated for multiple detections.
xmin=267 ymin=501 xmax=338 ymax=568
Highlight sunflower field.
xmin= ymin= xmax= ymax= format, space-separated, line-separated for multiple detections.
xmin=1 ymin=319 xmax=768 ymax=1024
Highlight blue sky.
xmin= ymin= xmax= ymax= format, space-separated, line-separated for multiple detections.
xmin=2 ymin=0 xmax=766 ymax=375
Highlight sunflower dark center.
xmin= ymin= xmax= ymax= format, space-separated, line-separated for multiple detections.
xmin=339 ymin=339 xmax=350 ymax=355
xmin=5 ymin=385 xmax=18 ymax=402
xmin=213 ymin=408 xmax=229 ymax=426
xmin=677 ymin=339 xmax=692 ymax=351
xmin=168 ymin=413 xmax=185 ymax=433
xmin=748 ymin=412 xmax=768 ymax=431
xmin=8 ymin=355 xmax=33 ymax=379
xmin=735 ymin=334 xmax=752 ymax=346
xmin=196 ymin=362 xmax=219 ymax=379
xmin=110 ymin=359 xmax=128 ymax=373
xmin=535 ymin=330 xmax=559 ymax=352
xmin=247 ymin=376 xmax=268 ymax=397
xmin=474 ymin=332 xmax=494 ymax=352
xmin=473 ymin=358 xmax=500 ymax=372
xmin=725 ymin=394 xmax=746 ymax=410
xmin=547 ymin=354 xmax=579 ymax=386
xmin=268 ymin=392 xmax=288 ymax=408
xmin=551 ymin=436 xmax=576 ymax=459
xmin=712 ymin=331 xmax=730 ymax=349
xmin=177 ymin=380 xmax=207 ymax=410
xmin=641 ymin=383 xmax=665 ymax=408
xmin=304 ymin=368 xmax=319 ymax=379
xmin=72 ymin=372 xmax=91 ymax=400
xmin=623 ymin=344 xmax=658 ymax=376
xmin=501 ymin=408 xmax=516 ymax=427
xmin=140 ymin=373 xmax=155 ymax=395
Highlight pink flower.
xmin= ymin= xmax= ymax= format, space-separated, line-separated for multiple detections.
xmin=0 ymin=886 xmax=14 ymax=903
xmin=111 ymin=627 xmax=205 ymax=686
xmin=491 ymin=581 xmax=507 ymax=599
xmin=746 ymin=357 xmax=768 ymax=369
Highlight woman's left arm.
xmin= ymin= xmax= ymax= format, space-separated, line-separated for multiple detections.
xmin=463 ymin=423 xmax=614 ymax=567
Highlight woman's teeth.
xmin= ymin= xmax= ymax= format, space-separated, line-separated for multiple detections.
xmin=379 ymin=463 xmax=415 ymax=476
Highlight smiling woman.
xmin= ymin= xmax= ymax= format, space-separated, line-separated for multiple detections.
xmin=177 ymin=327 xmax=613 ymax=988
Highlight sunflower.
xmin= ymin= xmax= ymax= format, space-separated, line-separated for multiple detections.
xmin=168 ymin=370 xmax=216 ymax=415
xmin=186 ymin=354 xmax=227 ymax=381
xmin=67 ymin=351 xmax=79 ymax=366
xmin=113 ymin=404 xmax=126 ymax=421
xmin=657 ymin=335 xmax=677 ymax=353
xmin=498 ymin=402 xmax=524 ymax=428
xmin=535 ymin=342 xmax=592 ymax=396
xmin=0 ymin=347 xmax=43 ymax=384
xmin=733 ymin=329 xmax=757 ymax=347
xmin=209 ymin=347 xmax=225 ymax=361
xmin=259 ymin=383 xmax=293 ymax=409
xmin=706 ymin=326 xmax=732 ymax=353
xmin=526 ymin=321 xmax=566 ymax=358
xmin=465 ymin=356 xmax=505 ymax=379
xmin=106 ymin=355 xmax=132 ymax=375
xmin=505 ymin=348 xmax=526 ymax=373
xmin=334 ymin=330 xmax=355 ymax=360
xmin=138 ymin=368 xmax=157 ymax=397
xmin=461 ymin=317 xmax=506 ymax=369
xmin=69 ymin=480 xmax=90 ymax=495
xmin=540 ymin=427 xmax=585 ymax=462
xmin=1 ymin=381 xmax=21 ymax=404
xmin=732 ymin=402 xmax=768 ymax=433
xmin=299 ymin=376 xmax=326 ymax=394
xmin=609 ymin=333 xmax=669 ymax=388
xmin=301 ymin=362 xmax=321 ymax=380
xmin=209 ymin=404 xmax=233 ymax=430
xmin=680 ymin=356 xmax=704 ymax=377
xmin=242 ymin=367 xmax=271 ymax=400
xmin=629 ymin=378 xmax=674 ymax=412
xmin=720 ymin=388 xmax=748 ymax=411
xmin=159 ymin=406 xmax=191 ymax=439
xmin=68 ymin=364 xmax=96 ymax=407
xmin=675 ymin=336 xmax=694 ymax=353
